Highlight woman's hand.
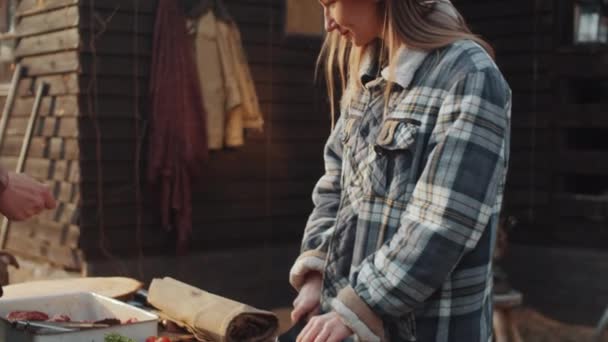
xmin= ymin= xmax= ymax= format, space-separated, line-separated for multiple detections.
xmin=296 ymin=311 xmax=353 ymax=342
xmin=291 ymin=272 xmax=323 ymax=323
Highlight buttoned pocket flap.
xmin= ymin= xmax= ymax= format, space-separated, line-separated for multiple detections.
xmin=375 ymin=119 xmax=419 ymax=151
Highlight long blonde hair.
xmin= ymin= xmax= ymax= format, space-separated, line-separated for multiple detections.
xmin=317 ymin=0 xmax=494 ymax=126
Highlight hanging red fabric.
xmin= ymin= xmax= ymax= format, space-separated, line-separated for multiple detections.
xmin=148 ymin=0 xmax=208 ymax=253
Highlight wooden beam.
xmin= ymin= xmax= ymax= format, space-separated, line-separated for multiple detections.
xmin=15 ymin=6 xmax=79 ymax=36
xmin=48 ymin=180 xmax=80 ymax=203
xmin=561 ymin=151 xmax=608 ymax=175
xmin=0 ymin=157 xmax=79 ymax=182
xmin=457 ymin=0 xmax=553 ymax=21
xmin=79 ymin=179 xmax=315 ymax=207
xmin=503 ymin=189 xmax=552 ymax=207
xmin=492 ymin=33 xmax=554 ymax=54
xmin=80 ymin=54 xmax=149 ymax=77
xmin=37 ymin=201 xmax=79 ymax=226
xmin=79 ymin=9 xmax=154 ymax=34
xmin=19 ymin=51 xmax=80 ymax=76
xmin=18 ymin=74 xmax=80 ymax=97
xmin=80 ymin=30 xmax=152 ymax=57
xmin=469 ymin=13 xmax=553 ymax=38
xmin=552 ymin=50 xmax=608 ymax=77
xmin=5 ymin=233 xmax=82 ymax=270
xmin=78 ymin=76 xmax=148 ymax=97
xmin=259 ymin=102 xmax=329 ymax=123
xmin=17 ymin=0 xmax=78 ymax=17
xmin=80 ymin=216 xmax=305 ymax=256
xmin=555 ymin=193 xmax=608 ymax=220
xmin=245 ymin=45 xmax=318 ymax=66
xmin=11 ymin=216 xmax=80 ymax=249
xmin=86 ymin=0 xmax=158 ymax=14
xmin=14 ymin=94 xmax=149 ymax=118
xmin=3 ymin=116 xmax=79 ymax=138
xmin=256 ymin=83 xmax=317 ymax=104
xmin=249 ymin=64 xmax=316 ymax=85
xmin=13 ymin=95 xmax=79 ymax=116
xmin=555 ymin=104 xmax=608 ymax=127
xmin=15 ymin=28 xmax=80 ymax=57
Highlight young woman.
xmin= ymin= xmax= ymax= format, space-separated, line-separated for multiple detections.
xmin=289 ymin=0 xmax=511 ymax=341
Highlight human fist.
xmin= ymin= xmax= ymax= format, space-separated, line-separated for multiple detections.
xmin=0 ymin=172 xmax=56 ymax=221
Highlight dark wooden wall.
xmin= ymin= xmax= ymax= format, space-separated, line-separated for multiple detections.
xmin=457 ymin=0 xmax=608 ymax=249
xmin=76 ymin=0 xmax=325 ymax=309
xmin=78 ymin=0 xmax=326 ymax=254
xmin=7 ymin=0 xmax=606 ymax=317
xmin=455 ymin=0 xmax=608 ymax=325
xmin=454 ymin=0 xmax=556 ymax=247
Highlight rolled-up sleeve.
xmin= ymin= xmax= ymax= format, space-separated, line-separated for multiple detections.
xmin=331 ymin=69 xmax=511 ymax=338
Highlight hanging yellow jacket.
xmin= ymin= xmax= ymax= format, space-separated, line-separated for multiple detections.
xmin=191 ymin=11 xmax=263 ymax=150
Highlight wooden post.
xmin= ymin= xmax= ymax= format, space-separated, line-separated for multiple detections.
xmin=0 ymin=82 xmax=48 ymax=250
xmin=0 ymin=64 xmax=23 ymax=149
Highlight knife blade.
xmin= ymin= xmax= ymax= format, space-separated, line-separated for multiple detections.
xmin=277 ymin=319 xmax=307 ymax=342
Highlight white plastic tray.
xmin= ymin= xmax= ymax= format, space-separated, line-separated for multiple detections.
xmin=0 ymin=291 xmax=158 ymax=342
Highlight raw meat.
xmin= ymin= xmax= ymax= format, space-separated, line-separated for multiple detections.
xmin=49 ymin=314 xmax=71 ymax=322
xmin=7 ymin=311 xmax=50 ymax=322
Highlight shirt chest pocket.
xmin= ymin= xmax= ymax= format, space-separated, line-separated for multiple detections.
xmin=368 ymin=119 xmax=420 ymax=201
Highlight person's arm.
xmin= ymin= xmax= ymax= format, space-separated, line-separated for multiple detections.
xmin=290 ymin=115 xmax=345 ymax=290
xmin=330 ymin=69 xmax=511 ymax=341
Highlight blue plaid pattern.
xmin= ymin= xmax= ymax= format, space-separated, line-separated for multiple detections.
xmin=297 ymin=40 xmax=511 ymax=342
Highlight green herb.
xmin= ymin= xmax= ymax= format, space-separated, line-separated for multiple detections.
xmin=104 ymin=333 xmax=136 ymax=342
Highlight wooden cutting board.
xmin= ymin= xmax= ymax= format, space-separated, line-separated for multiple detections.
xmin=1 ymin=277 xmax=143 ymax=300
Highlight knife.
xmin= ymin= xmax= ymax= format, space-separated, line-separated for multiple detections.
xmin=12 ymin=320 xmax=111 ymax=332
xmin=277 ymin=319 xmax=307 ymax=342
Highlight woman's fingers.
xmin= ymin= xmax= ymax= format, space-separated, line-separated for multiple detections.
xmin=301 ymin=318 xmax=321 ymax=342
xmin=306 ymin=303 xmax=321 ymax=321
xmin=291 ymin=305 xmax=304 ymax=323
xmin=296 ymin=320 xmax=310 ymax=342
xmin=296 ymin=312 xmax=354 ymax=342
xmin=297 ymin=317 xmax=314 ymax=342
xmin=313 ymin=326 xmax=331 ymax=342
xmin=291 ymin=290 xmax=321 ymax=323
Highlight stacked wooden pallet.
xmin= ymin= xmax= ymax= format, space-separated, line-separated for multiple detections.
xmin=0 ymin=0 xmax=83 ymax=271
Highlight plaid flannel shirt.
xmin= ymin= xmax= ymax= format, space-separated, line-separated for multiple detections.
xmin=290 ymin=39 xmax=511 ymax=342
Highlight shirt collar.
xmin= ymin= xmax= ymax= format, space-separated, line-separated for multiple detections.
xmin=358 ymin=44 xmax=380 ymax=85
xmin=358 ymin=44 xmax=429 ymax=90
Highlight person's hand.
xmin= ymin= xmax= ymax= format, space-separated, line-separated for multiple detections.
xmin=296 ymin=311 xmax=353 ymax=342
xmin=0 ymin=172 xmax=56 ymax=221
xmin=291 ymin=272 xmax=323 ymax=323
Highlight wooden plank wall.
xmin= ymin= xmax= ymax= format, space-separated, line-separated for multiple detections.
xmin=75 ymin=0 xmax=160 ymax=263
xmin=78 ymin=0 xmax=326 ymax=268
xmin=0 ymin=0 xmax=84 ymax=270
xmin=456 ymin=0 xmax=608 ymax=325
xmin=457 ymin=0 xmax=608 ymax=248
xmin=454 ymin=0 xmax=557 ymax=244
